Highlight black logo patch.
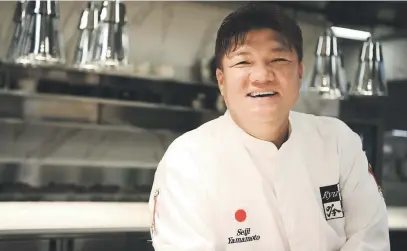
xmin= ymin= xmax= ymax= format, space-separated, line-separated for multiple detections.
xmin=319 ymin=184 xmax=344 ymax=220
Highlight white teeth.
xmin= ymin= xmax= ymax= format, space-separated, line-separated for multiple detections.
xmin=249 ymin=91 xmax=275 ymax=97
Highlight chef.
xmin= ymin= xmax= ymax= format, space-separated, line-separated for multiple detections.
xmin=148 ymin=3 xmax=390 ymax=251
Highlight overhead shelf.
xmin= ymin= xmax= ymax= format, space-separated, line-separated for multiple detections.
xmin=0 ymin=157 xmax=157 ymax=170
xmin=0 ymin=117 xmax=171 ymax=134
xmin=0 ymin=61 xmax=223 ymax=133
xmin=0 ymin=61 xmax=221 ymax=110
xmin=0 ymin=117 xmax=176 ymax=170
xmin=0 ymin=61 xmax=219 ymax=88
xmin=0 ymin=89 xmax=214 ymax=114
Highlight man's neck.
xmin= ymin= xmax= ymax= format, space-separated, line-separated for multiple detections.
xmin=232 ymin=113 xmax=290 ymax=149
xmin=249 ymin=119 xmax=289 ymax=148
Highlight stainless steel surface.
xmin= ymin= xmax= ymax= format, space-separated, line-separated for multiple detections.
xmin=0 ymin=89 xmax=184 ymax=202
xmin=0 ymin=202 xmax=151 ymax=234
xmin=0 ymin=63 xmax=221 ymax=131
xmin=26 ymin=0 xmax=59 ymax=16
xmin=0 ymin=62 xmax=220 ymax=205
xmin=0 ymin=89 xmax=214 ymax=113
xmin=12 ymin=0 xmax=65 ymax=65
xmin=350 ymin=38 xmax=387 ymax=97
xmin=382 ymin=130 xmax=407 ymax=207
xmin=73 ymin=1 xmax=101 ymax=69
xmin=0 ymin=89 xmax=217 ymax=133
xmin=0 ymin=164 xmax=155 ymax=201
xmin=99 ymin=0 xmax=126 ymax=24
xmin=192 ymin=58 xmax=216 ymax=84
xmin=0 ymin=115 xmax=176 ymax=170
xmin=308 ymin=28 xmax=347 ymax=100
xmin=293 ymin=92 xmax=340 ymax=117
xmin=6 ymin=0 xmax=29 ymax=61
xmin=87 ymin=0 xmax=130 ymax=70
xmin=0 ymin=232 xmax=153 ymax=251
xmin=0 ymin=61 xmax=221 ymax=87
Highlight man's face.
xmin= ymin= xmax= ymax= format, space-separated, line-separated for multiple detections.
xmin=216 ymin=29 xmax=303 ymax=124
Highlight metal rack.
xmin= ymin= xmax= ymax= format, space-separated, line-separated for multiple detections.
xmin=339 ymin=80 xmax=407 ymax=186
xmin=339 ymin=96 xmax=386 ymax=185
xmin=0 ymin=62 xmax=222 ymax=207
xmin=0 ymin=229 xmax=153 ymax=251
xmin=0 ymin=61 xmax=222 ymax=132
xmin=0 ymin=61 xmax=222 ymax=169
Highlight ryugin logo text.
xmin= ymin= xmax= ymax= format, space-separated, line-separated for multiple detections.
xmin=319 ymin=184 xmax=344 ymax=220
xmin=228 ymin=228 xmax=261 ymax=244
xmin=322 ymin=191 xmax=340 ymax=200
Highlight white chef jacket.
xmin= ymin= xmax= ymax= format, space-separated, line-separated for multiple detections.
xmin=148 ymin=110 xmax=390 ymax=251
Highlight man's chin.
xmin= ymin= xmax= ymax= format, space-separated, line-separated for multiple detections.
xmin=228 ymin=107 xmax=288 ymax=123
xmin=249 ymin=108 xmax=284 ymax=121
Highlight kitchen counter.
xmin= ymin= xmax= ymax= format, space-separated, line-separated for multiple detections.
xmin=0 ymin=202 xmax=405 ymax=234
xmin=388 ymin=206 xmax=407 ymax=231
xmin=0 ymin=202 xmax=150 ymax=235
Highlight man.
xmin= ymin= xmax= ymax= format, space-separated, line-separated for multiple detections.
xmin=149 ymin=3 xmax=390 ymax=251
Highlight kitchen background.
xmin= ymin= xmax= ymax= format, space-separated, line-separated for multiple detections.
xmin=0 ymin=1 xmax=406 ymax=251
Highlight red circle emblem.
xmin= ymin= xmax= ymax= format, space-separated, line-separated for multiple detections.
xmin=235 ymin=209 xmax=247 ymax=222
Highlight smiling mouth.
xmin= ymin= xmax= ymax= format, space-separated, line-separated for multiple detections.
xmin=247 ymin=91 xmax=278 ymax=98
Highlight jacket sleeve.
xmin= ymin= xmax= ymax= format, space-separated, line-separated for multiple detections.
xmin=148 ymin=139 xmax=216 ymax=251
xmin=338 ymin=126 xmax=390 ymax=251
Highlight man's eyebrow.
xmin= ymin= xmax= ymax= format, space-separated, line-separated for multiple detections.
xmin=227 ymin=44 xmax=292 ymax=57
xmin=228 ymin=51 xmax=251 ymax=57
xmin=271 ymin=45 xmax=291 ymax=52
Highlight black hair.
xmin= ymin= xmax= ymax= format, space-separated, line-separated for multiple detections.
xmin=214 ymin=3 xmax=303 ymax=69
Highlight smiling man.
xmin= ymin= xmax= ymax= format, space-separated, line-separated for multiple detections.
xmin=149 ymin=3 xmax=390 ymax=251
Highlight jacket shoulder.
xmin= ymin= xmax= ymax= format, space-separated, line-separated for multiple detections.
xmin=162 ymin=115 xmax=224 ymax=159
xmin=153 ymin=116 xmax=223 ymax=190
xmin=290 ymin=111 xmax=355 ymax=139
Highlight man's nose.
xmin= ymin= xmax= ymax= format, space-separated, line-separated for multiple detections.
xmin=249 ymin=63 xmax=275 ymax=85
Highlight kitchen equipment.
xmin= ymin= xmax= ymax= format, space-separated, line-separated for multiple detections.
xmin=308 ymin=28 xmax=347 ymax=100
xmin=5 ymin=0 xmax=28 ymax=62
xmin=192 ymin=57 xmax=217 ymax=83
xmin=349 ymin=38 xmax=387 ymax=97
xmin=73 ymin=1 xmax=101 ymax=69
xmin=87 ymin=0 xmax=130 ymax=71
xmin=14 ymin=0 xmax=65 ymax=65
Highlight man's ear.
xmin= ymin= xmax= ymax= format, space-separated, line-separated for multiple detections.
xmin=216 ymin=68 xmax=224 ymax=96
xmin=298 ymin=62 xmax=304 ymax=80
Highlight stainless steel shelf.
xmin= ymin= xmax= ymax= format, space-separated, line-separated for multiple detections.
xmin=0 ymin=116 xmax=175 ymax=170
xmin=0 ymin=89 xmax=214 ymax=114
xmin=0 ymin=90 xmax=221 ymax=133
xmin=0 ymin=61 xmax=218 ymax=88
xmin=0 ymin=117 xmax=167 ymax=134
xmin=0 ymin=157 xmax=157 ymax=170
xmin=0 ymin=61 xmax=224 ymax=132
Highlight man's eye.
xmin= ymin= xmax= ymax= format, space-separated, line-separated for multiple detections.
xmin=272 ymin=58 xmax=289 ymax=63
xmin=235 ymin=61 xmax=250 ymax=66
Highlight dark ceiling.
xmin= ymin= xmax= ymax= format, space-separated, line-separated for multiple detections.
xmin=277 ymin=1 xmax=406 ymax=29
xmin=208 ymin=1 xmax=407 ymax=29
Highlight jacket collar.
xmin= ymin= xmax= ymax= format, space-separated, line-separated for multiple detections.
xmin=221 ymin=110 xmax=297 ymax=153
